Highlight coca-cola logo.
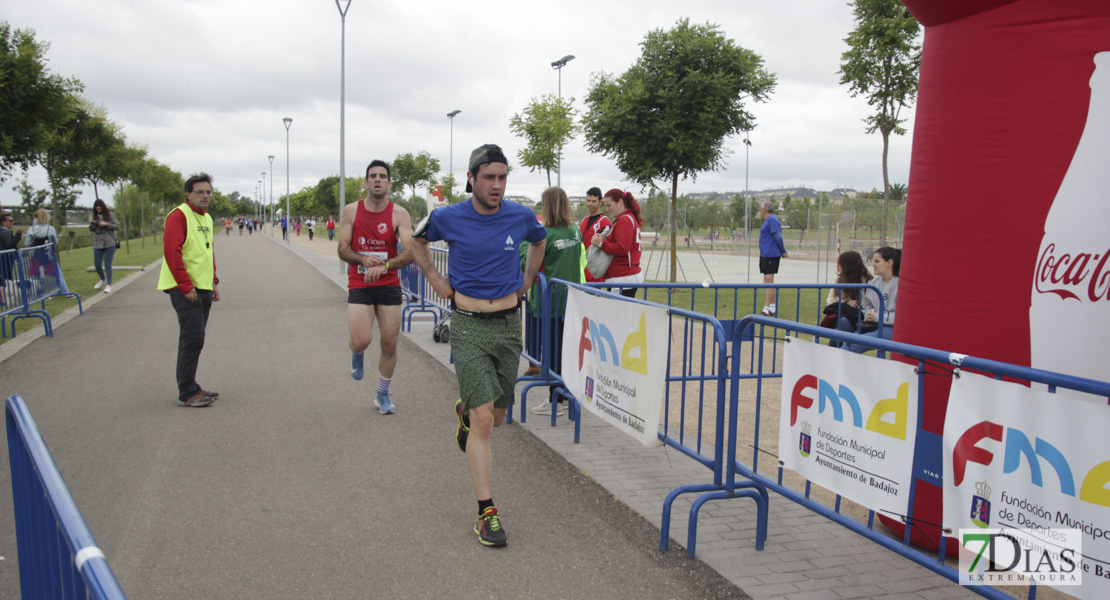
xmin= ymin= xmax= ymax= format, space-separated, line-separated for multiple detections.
xmin=1034 ymin=243 xmax=1110 ymax=302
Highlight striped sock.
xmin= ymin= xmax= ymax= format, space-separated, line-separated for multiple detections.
xmin=378 ymin=376 xmax=391 ymax=394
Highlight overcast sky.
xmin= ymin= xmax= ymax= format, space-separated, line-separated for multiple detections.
xmin=5 ymin=0 xmax=918 ymax=208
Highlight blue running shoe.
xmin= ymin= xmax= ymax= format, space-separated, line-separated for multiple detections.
xmin=350 ymin=351 xmax=364 ymax=380
xmin=375 ymin=391 xmax=396 ymax=414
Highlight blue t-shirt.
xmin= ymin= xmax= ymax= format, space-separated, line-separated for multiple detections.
xmin=424 ymin=199 xmax=546 ymax=299
xmin=759 ymin=214 xmax=784 ymax=257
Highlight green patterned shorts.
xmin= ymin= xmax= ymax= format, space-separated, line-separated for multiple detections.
xmin=450 ymin=310 xmax=522 ymax=412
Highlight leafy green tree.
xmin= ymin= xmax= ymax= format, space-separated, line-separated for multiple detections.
xmin=391 ymin=151 xmax=440 ymax=200
xmin=12 ymin=176 xmax=49 ymax=217
xmin=783 ymin=194 xmax=814 ymax=232
xmin=61 ymin=102 xmax=137 ymax=204
xmin=839 ymin=0 xmax=921 ymax=245
xmin=583 ymin=19 xmax=776 ymax=281
xmin=508 ymin=93 xmax=579 ymax=187
xmin=0 ymin=22 xmax=82 ymax=180
xmin=207 ymin=189 xmax=233 ymax=218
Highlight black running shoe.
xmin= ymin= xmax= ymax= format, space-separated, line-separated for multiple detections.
xmin=474 ymin=507 xmax=507 ymax=547
xmin=454 ymin=399 xmax=469 ymax=452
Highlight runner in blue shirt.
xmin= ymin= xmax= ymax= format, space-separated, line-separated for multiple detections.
xmin=411 ymin=144 xmax=545 ymax=547
xmin=758 ymin=200 xmax=789 ymax=316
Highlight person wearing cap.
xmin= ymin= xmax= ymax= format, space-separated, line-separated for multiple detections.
xmin=410 ymin=143 xmax=546 ymax=547
xmin=157 ymin=173 xmax=221 ymax=408
xmin=337 ymin=159 xmax=415 ymax=415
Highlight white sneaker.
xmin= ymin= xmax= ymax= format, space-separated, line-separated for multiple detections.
xmin=530 ymin=402 xmax=564 ymax=417
xmin=104 ymin=285 xmax=112 ymax=293
xmin=93 ymin=280 xmax=105 ymax=290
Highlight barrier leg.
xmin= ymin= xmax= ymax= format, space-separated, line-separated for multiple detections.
xmin=687 ymin=488 xmax=767 ymax=558
xmin=661 ymin=483 xmax=721 ymax=552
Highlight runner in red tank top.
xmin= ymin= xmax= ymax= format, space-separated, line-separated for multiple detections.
xmin=337 ymin=159 xmax=415 ymax=415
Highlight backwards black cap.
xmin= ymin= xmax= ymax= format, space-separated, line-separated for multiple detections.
xmin=465 ymin=144 xmax=508 ymax=193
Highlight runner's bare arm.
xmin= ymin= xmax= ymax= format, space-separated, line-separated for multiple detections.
xmin=517 ymin=240 xmax=545 ymax=299
xmin=410 ymin=236 xmax=453 ymax=299
xmin=388 ymin=204 xmax=416 ymax=270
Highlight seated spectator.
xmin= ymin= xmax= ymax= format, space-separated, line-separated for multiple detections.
xmin=820 ymin=251 xmax=870 ymax=333
xmin=838 ymin=247 xmax=900 ymax=353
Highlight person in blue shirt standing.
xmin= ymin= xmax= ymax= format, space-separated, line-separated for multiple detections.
xmin=758 ymin=200 xmax=789 ymax=316
xmin=411 ymin=144 xmax=546 ymax=547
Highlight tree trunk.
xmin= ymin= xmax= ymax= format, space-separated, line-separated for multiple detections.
xmin=669 ymin=174 xmax=678 ymax=283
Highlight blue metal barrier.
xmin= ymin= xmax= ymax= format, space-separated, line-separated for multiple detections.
xmin=525 ymin=280 xmax=1109 ymax=598
xmin=708 ymin=316 xmax=1109 ymax=600
xmin=400 ymin=246 xmax=450 ymax=332
xmin=1 ymin=244 xmax=83 ymax=338
xmin=6 ymin=395 xmax=126 ymax=599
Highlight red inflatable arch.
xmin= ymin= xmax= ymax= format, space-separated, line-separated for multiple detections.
xmin=892 ymin=0 xmax=1109 ymax=550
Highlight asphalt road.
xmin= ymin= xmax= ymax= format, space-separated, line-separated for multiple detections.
xmin=0 ymin=233 xmax=746 ymax=599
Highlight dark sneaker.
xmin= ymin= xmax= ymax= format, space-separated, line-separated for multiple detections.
xmin=350 ymin=351 xmax=364 ymax=380
xmin=474 ymin=507 xmax=507 ymax=547
xmin=202 ymin=389 xmax=219 ymax=399
xmin=375 ymin=391 xmax=396 ymax=415
xmin=177 ymin=391 xmax=214 ymax=407
xmin=454 ymin=399 xmax=469 ymax=452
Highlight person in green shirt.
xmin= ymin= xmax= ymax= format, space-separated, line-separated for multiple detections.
xmin=520 ymin=186 xmax=585 ymax=416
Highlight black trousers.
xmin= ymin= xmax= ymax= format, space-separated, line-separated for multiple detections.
xmin=169 ymin=288 xmax=213 ymax=400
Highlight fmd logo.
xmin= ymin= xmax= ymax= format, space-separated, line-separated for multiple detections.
xmin=576 ymin=313 xmax=649 ymax=375
xmin=952 ymin=421 xmax=1110 ymax=508
xmin=789 ymin=375 xmax=911 ymax=441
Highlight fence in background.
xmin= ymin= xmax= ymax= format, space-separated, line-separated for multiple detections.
xmin=6 ymin=395 xmax=126 ymax=599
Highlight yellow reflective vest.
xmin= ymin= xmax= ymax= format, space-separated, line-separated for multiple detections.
xmin=158 ymin=203 xmax=215 ymax=291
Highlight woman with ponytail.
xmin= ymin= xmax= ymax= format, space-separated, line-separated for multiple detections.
xmin=590 ymin=189 xmax=643 ymax=298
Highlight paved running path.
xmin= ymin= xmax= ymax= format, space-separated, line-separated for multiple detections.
xmin=0 ymin=232 xmax=740 ymax=599
xmin=0 ymin=225 xmax=981 ymax=600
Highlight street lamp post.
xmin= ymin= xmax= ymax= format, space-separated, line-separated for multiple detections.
xmin=335 ymin=0 xmax=351 ymax=272
xmin=744 ymin=132 xmax=752 ymax=283
xmin=550 ymin=54 xmax=575 ymax=188
xmin=284 ymin=117 xmax=292 ymax=244
xmin=268 ymin=155 xmax=275 ymax=235
xmin=447 ymin=110 xmax=460 ymax=198
xmin=260 ymin=175 xmax=265 ymax=225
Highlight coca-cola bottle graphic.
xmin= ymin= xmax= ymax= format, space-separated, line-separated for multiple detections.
xmin=1030 ymin=51 xmax=1110 ymax=388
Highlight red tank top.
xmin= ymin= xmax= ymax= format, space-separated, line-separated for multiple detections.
xmin=348 ymin=201 xmax=401 ymax=289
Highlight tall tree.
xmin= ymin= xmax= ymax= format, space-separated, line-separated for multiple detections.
xmin=0 ymin=22 xmax=82 ymax=185
xmin=839 ymin=0 xmax=921 ymax=245
xmin=583 ymin=19 xmax=776 ymax=281
xmin=62 ymin=102 xmax=138 ymax=203
xmin=508 ymin=93 xmax=579 ymax=187
xmin=391 ymin=151 xmax=440 ymax=200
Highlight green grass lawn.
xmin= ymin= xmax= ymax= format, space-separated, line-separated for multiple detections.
xmin=642 ymin=283 xmax=824 ymax=326
xmin=2 ymin=236 xmax=166 ymax=344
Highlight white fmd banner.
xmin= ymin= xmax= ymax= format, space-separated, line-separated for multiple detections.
xmin=560 ymin=288 xmax=668 ymax=448
xmin=778 ymin=338 xmax=919 ymax=516
xmin=943 ymin=372 xmax=1109 ymax=600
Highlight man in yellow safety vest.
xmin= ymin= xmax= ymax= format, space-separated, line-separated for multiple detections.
xmin=157 ymin=173 xmax=221 ymax=407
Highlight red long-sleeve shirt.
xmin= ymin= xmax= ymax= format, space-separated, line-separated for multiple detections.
xmin=163 ymin=202 xmax=218 ymax=294
xmin=599 ymin=211 xmax=641 ymax=279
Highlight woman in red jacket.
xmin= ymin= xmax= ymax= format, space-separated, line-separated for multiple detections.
xmin=590 ymin=189 xmax=643 ymax=298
